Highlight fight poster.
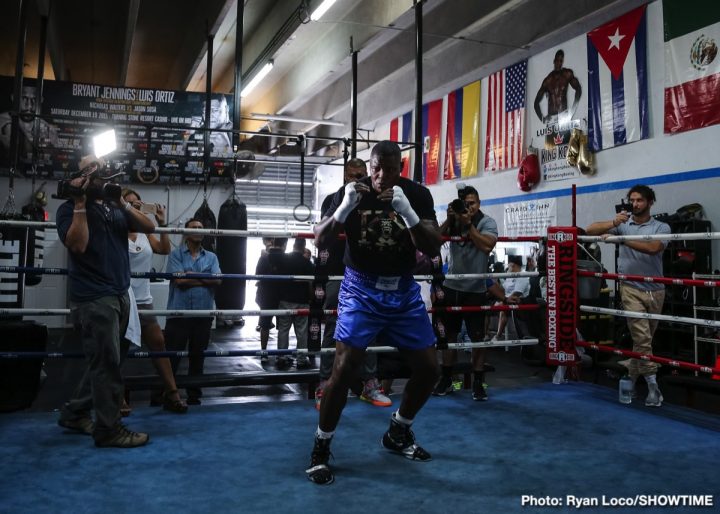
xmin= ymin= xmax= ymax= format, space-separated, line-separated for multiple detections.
xmin=546 ymin=226 xmax=579 ymax=366
xmin=527 ymin=38 xmax=587 ymax=183
xmin=0 ymin=75 xmax=234 ymax=183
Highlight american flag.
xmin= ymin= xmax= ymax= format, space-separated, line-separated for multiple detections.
xmin=484 ymin=60 xmax=527 ymax=171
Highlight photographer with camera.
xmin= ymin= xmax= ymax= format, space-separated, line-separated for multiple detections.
xmin=586 ymin=184 xmax=670 ymax=407
xmin=435 ymin=185 xmax=498 ymax=401
xmin=56 ymin=155 xmax=156 ymax=448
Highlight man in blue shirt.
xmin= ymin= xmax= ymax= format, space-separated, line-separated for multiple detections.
xmin=165 ymin=218 xmax=222 ymax=405
xmin=56 ymin=155 xmax=156 ymax=448
xmin=587 ymin=184 xmax=670 ymax=407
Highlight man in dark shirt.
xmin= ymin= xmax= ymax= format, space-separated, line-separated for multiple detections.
xmin=55 ymin=155 xmax=155 ymax=448
xmin=275 ymin=238 xmax=315 ymax=368
xmin=316 ymin=158 xmax=392 ymax=409
xmin=306 ymin=141 xmax=441 ymax=485
xmin=255 ymin=238 xmax=286 ymax=364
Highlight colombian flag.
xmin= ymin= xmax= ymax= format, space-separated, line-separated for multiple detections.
xmin=422 ymin=99 xmax=442 ymax=185
xmin=445 ymin=80 xmax=480 ymax=179
xmin=389 ymin=111 xmax=413 ymax=178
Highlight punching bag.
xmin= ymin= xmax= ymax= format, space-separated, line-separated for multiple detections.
xmin=193 ymin=199 xmax=217 ymax=253
xmin=215 ymin=195 xmax=247 ymax=326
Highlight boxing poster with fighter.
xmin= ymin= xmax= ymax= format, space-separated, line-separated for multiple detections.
xmin=527 ymin=37 xmax=587 ymax=183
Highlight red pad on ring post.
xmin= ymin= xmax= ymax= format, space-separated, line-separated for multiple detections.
xmin=546 ymin=227 xmax=580 ymax=367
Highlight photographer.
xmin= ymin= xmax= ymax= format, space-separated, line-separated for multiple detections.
xmin=435 ymin=186 xmax=498 ymax=401
xmin=56 ymin=155 xmax=156 ymax=448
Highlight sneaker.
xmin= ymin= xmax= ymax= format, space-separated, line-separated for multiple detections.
xmin=296 ymin=357 xmax=312 ymax=369
xmin=472 ymin=379 xmax=488 ymax=401
xmin=58 ymin=416 xmax=94 ymax=436
xmin=306 ymin=437 xmax=334 ymax=485
xmin=94 ymin=423 xmax=149 ymax=448
xmin=360 ymin=379 xmax=392 ymax=407
xmin=645 ymin=384 xmax=664 ymax=407
xmin=432 ymin=375 xmax=453 ymax=396
xmin=381 ymin=418 xmax=432 ymax=461
xmin=314 ymin=380 xmax=327 ymax=411
xmin=260 ymin=351 xmax=269 ymax=364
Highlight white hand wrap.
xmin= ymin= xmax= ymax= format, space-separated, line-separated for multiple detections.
xmin=391 ymin=186 xmax=420 ymax=228
xmin=332 ymin=182 xmax=362 ymax=223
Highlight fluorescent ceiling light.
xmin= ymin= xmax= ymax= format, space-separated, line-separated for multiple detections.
xmin=93 ymin=129 xmax=116 ymax=158
xmin=250 ymin=113 xmax=345 ymax=127
xmin=241 ymin=61 xmax=274 ymax=98
xmin=310 ymin=0 xmax=337 ymax=21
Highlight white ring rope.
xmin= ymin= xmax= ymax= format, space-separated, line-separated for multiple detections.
xmin=580 ymin=305 xmax=720 ymax=329
xmin=578 ymin=232 xmax=720 ymax=243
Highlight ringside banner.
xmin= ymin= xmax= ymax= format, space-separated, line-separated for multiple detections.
xmin=546 ymin=226 xmax=579 ymax=366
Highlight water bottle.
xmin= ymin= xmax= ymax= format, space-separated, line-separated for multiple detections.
xmin=618 ymin=375 xmax=633 ymax=404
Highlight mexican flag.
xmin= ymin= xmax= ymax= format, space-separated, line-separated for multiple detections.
xmin=663 ymin=0 xmax=720 ymax=134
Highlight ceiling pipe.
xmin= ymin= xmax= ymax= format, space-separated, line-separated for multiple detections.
xmin=413 ymin=0 xmax=423 ymax=183
xmin=350 ymin=36 xmax=358 ymax=159
xmin=232 ymin=0 xmax=244 ymax=151
xmin=204 ymin=26 xmax=214 ymax=177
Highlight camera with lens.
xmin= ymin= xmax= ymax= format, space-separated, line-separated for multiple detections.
xmin=615 ymin=199 xmax=631 ymax=214
xmin=55 ymin=171 xmax=122 ymax=202
xmin=450 ymin=198 xmax=468 ymax=215
xmin=56 ymin=176 xmax=122 ymax=202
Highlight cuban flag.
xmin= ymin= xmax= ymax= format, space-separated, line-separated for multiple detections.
xmin=587 ymin=5 xmax=648 ymax=152
xmin=389 ymin=111 xmax=413 ymax=178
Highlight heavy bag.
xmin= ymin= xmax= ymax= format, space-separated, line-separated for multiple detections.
xmin=193 ymin=199 xmax=217 ymax=253
xmin=21 ymin=200 xmax=47 ymax=286
xmin=215 ymin=196 xmax=247 ymax=313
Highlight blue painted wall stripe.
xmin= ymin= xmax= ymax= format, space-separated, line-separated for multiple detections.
xmin=458 ymin=166 xmax=720 ymax=208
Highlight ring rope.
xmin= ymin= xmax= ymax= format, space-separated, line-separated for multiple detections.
xmin=579 ymin=305 xmax=720 ymax=329
xmin=0 ymin=303 xmax=540 ymax=318
xmin=0 ymin=219 xmax=543 ymax=244
xmin=576 ymin=340 xmax=720 ymax=376
xmin=578 ymin=270 xmax=720 ymax=288
xmin=578 ymin=232 xmax=720 ymax=243
xmin=0 ymin=265 xmax=539 ymax=282
xmin=0 ymin=339 xmax=540 ymax=360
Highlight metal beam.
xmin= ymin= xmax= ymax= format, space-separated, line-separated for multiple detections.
xmin=119 ymin=0 xmax=140 ymax=86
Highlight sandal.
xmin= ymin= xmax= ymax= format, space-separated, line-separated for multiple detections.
xmin=162 ymin=390 xmax=188 ymax=414
xmin=121 ymin=399 xmax=132 ymax=417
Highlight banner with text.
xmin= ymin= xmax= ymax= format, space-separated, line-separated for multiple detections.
xmin=546 ymin=226 xmax=579 ymax=366
xmin=0 ymin=76 xmax=234 ymax=182
xmin=504 ymin=198 xmax=557 ymax=237
xmin=526 ymin=37 xmax=587 ymax=183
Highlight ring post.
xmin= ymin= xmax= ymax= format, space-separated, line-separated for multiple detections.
xmin=546 ymin=226 xmax=579 ymax=366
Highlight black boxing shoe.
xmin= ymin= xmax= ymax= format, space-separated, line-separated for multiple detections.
xmin=381 ymin=418 xmax=432 ymax=461
xmin=306 ymin=436 xmax=334 ymax=485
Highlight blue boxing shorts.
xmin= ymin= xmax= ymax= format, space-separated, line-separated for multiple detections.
xmin=334 ymin=267 xmax=436 ymax=350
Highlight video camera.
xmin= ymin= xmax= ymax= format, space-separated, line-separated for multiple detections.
xmin=615 ymin=199 xmax=632 ymax=214
xmin=55 ymin=157 xmax=122 ymax=202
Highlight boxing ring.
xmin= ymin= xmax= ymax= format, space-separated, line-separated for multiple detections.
xmin=1 ymin=221 xmax=720 ymax=513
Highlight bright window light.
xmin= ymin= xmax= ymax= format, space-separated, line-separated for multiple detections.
xmin=93 ymin=129 xmax=116 ymax=158
xmin=310 ymin=0 xmax=337 ymax=21
xmin=241 ymin=61 xmax=274 ymax=98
